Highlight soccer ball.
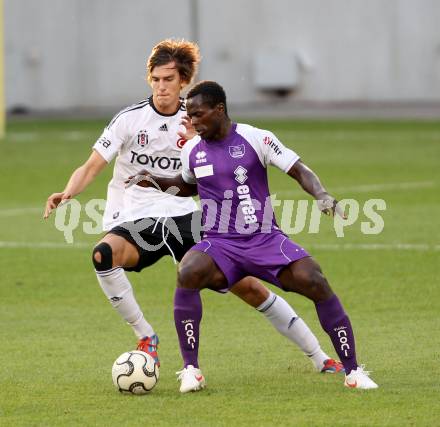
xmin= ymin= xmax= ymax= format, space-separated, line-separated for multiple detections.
xmin=112 ymin=350 xmax=159 ymax=394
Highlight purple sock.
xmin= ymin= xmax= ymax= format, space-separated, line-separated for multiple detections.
xmin=174 ymin=287 xmax=202 ymax=368
xmin=315 ymin=294 xmax=358 ymax=374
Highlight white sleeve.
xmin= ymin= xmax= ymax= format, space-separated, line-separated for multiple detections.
xmin=92 ymin=114 xmax=128 ymax=163
xmin=259 ymin=129 xmax=299 ymax=172
xmin=180 ymin=137 xmax=199 ymax=184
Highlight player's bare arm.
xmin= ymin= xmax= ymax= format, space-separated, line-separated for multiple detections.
xmin=44 ymin=150 xmax=107 ymax=218
xmin=125 ymin=171 xmax=198 ymax=197
xmin=287 ymin=160 xmax=346 ymax=218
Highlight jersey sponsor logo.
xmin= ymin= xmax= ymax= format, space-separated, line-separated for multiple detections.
xmin=195 ymin=151 xmax=207 ymax=164
xmin=194 ymin=164 xmax=214 ymax=178
xmin=137 ymin=130 xmax=149 ymax=147
xmin=263 ymin=136 xmax=282 ymax=155
xmin=158 ymin=123 xmax=168 ymax=131
xmin=234 ymin=165 xmax=248 ymax=184
xmin=229 ymin=144 xmax=245 ymax=159
xmin=176 ymin=137 xmax=187 ymax=148
xmin=97 ymin=137 xmax=111 ymax=148
xmin=236 ymin=184 xmax=257 ymax=224
xmin=129 ymin=151 xmax=182 ymax=170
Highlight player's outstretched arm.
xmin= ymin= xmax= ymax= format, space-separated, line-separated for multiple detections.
xmin=44 ymin=150 xmax=107 ymax=219
xmin=287 ymin=160 xmax=346 ymax=218
xmin=125 ymin=171 xmax=198 ymax=197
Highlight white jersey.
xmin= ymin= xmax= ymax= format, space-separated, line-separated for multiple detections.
xmin=93 ymin=97 xmax=198 ymax=230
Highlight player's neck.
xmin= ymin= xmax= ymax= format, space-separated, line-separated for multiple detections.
xmin=151 ymin=95 xmax=181 ymax=116
xmin=211 ymin=119 xmax=232 ymax=141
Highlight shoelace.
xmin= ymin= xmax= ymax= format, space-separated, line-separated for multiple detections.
xmin=357 ymin=364 xmax=372 ymax=376
xmin=176 ymin=369 xmax=186 ymax=381
xmin=137 ymin=337 xmax=158 ymax=351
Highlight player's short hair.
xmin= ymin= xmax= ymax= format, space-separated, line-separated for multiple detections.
xmin=147 ymin=39 xmax=200 ymax=85
xmin=186 ymin=80 xmax=228 ymax=115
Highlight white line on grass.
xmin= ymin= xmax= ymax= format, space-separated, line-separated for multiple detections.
xmin=0 ymin=207 xmax=43 ymax=216
xmin=0 ymin=241 xmax=438 ymax=251
xmin=0 ymin=241 xmax=90 ymax=249
xmin=276 ymin=181 xmax=435 ymax=197
xmin=7 ymin=130 xmax=97 ymax=142
xmin=0 ymin=180 xmax=436 ymax=216
xmin=309 ymin=243 xmax=439 ymax=251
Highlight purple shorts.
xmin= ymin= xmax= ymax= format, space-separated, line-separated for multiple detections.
xmin=190 ymin=230 xmax=310 ymax=290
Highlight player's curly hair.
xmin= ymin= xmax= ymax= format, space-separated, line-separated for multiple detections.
xmin=186 ymin=80 xmax=229 ymax=116
xmin=147 ymin=39 xmax=201 ymax=85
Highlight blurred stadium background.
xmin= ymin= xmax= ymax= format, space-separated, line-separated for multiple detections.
xmin=1 ymin=2 xmax=440 ymax=426
xmin=4 ymin=0 xmax=440 ymax=118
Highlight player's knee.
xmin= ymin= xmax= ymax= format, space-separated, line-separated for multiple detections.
xmin=178 ymin=263 xmax=205 ymax=289
xmin=92 ymin=242 xmax=113 ymax=271
xmin=232 ymin=277 xmax=269 ymax=307
xmin=307 ymin=270 xmax=332 ymax=300
xmin=238 ymin=277 xmax=267 ymax=299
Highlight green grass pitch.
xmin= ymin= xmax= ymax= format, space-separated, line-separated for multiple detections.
xmin=0 ymin=118 xmax=439 ymax=426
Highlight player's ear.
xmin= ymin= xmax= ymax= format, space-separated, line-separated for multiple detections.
xmin=216 ymin=103 xmax=225 ymax=113
xmin=180 ymin=77 xmax=188 ymax=90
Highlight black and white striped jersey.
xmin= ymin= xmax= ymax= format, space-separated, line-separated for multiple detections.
xmin=93 ymin=97 xmax=197 ymax=230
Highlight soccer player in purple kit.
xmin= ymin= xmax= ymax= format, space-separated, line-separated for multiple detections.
xmin=128 ymin=80 xmax=379 ymax=392
xmin=44 ymin=40 xmax=342 ymax=378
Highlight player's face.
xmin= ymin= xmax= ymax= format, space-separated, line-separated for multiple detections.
xmin=186 ymin=95 xmax=224 ymax=140
xmin=150 ymin=62 xmax=184 ymax=114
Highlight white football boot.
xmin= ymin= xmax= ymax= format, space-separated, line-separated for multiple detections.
xmin=344 ymin=365 xmax=378 ymax=389
xmin=176 ymin=365 xmax=206 ymax=393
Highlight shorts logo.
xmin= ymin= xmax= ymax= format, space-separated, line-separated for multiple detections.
xmin=195 ymin=151 xmax=207 ymax=164
xmin=137 ymin=130 xmax=149 ymax=147
xmin=229 ymin=144 xmax=245 ymax=158
xmin=234 ymin=166 xmax=248 ymax=184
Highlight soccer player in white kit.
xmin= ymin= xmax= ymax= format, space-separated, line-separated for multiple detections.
xmin=44 ymin=39 xmax=342 ymax=373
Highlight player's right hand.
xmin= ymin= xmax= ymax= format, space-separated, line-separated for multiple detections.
xmin=44 ymin=192 xmax=72 ymax=219
xmin=178 ymin=115 xmax=197 ymax=140
xmin=125 ymin=170 xmax=152 ymax=188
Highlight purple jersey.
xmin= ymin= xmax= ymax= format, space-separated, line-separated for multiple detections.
xmin=181 ymin=123 xmax=299 ymax=237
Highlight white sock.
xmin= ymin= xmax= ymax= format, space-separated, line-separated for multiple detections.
xmin=96 ymin=267 xmax=155 ymax=339
xmin=257 ymin=291 xmax=330 ymax=371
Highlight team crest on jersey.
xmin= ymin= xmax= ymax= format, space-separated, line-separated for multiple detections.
xmin=229 ymin=144 xmax=245 ymax=159
xmin=137 ymin=130 xmax=149 ymax=147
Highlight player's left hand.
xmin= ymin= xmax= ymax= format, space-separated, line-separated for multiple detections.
xmin=125 ymin=170 xmax=152 ymax=188
xmin=178 ymin=115 xmax=197 ymax=140
xmin=317 ymin=198 xmax=347 ymax=219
